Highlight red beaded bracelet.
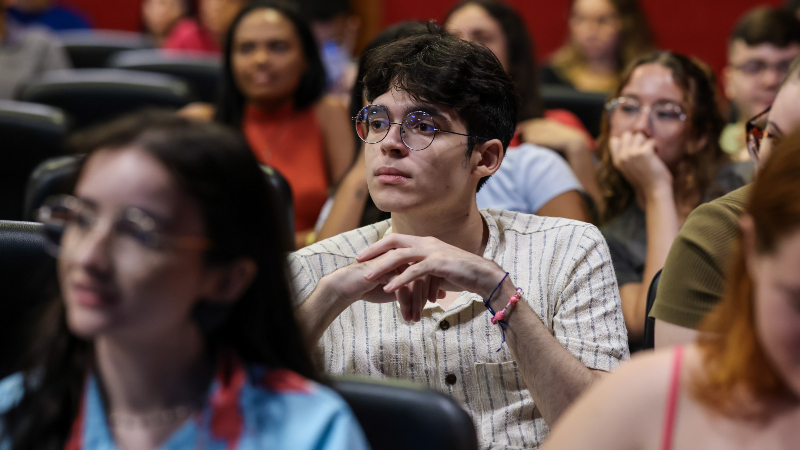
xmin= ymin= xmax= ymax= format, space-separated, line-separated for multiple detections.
xmin=490 ymin=287 xmax=523 ymax=325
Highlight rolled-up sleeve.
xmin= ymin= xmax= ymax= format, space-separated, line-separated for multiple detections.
xmin=552 ymin=226 xmax=630 ymax=371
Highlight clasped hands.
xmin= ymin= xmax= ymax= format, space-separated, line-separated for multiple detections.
xmin=328 ymin=234 xmax=505 ymax=322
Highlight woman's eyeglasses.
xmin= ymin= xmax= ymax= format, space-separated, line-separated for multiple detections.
xmin=353 ymin=104 xmax=489 ymax=151
xmin=746 ymin=106 xmax=777 ymax=167
xmin=606 ymin=96 xmax=687 ymax=137
xmin=36 ymin=195 xmax=209 ymax=257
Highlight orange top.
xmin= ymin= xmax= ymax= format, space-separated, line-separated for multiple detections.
xmin=242 ymin=103 xmax=329 ymax=232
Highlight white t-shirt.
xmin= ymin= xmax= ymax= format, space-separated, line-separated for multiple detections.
xmin=477 ymin=143 xmax=583 ymax=214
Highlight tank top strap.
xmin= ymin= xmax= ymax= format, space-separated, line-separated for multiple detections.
xmin=660 ymin=345 xmax=684 ymax=450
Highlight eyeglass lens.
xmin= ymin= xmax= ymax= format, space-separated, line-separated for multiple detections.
xmin=355 ymin=105 xmax=438 ymax=150
xmin=609 ymin=98 xmax=686 ymax=137
xmin=37 ymin=195 xmax=164 ymax=256
xmin=746 ymin=108 xmax=770 ymax=164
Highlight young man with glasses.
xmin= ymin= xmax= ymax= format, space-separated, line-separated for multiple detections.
xmin=651 ymin=57 xmax=800 ymax=347
xmin=720 ymin=7 xmax=800 ymax=161
xmin=289 ymin=29 xmax=628 ymax=449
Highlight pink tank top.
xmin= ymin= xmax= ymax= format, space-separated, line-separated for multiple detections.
xmin=660 ymin=345 xmax=684 ymax=450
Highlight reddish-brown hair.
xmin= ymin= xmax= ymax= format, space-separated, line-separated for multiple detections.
xmin=692 ymin=127 xmax=800 ymax=418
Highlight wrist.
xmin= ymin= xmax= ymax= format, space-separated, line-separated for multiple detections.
xmin=318 ymin=274 xmax=355 ymax=314
xmin=488 ymin=279 xmax=519 ymax=313
xmin=643 ymin=183 xmax=674 ymax=204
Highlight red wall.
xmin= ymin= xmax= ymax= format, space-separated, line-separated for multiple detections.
xmin=65 ymin=0 xmax=784 ymax=75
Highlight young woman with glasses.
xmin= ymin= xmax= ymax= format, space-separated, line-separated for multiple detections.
xmin=596 ymin=51 xmax=748 ymax=346
xmin=0 ymin=112 xmax=368 ymax=450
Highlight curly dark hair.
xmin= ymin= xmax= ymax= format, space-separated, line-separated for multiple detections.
xmin=596 ymin=51 xmax=729 ymax=223
xmin=362 ymin=24 xmax=518 ymax=191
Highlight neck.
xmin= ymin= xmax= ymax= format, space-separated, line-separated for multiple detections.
xmin=251 ymin=96 xmax=294 ymax=115
xmin=94 ymin=322 xmax=213 ymax=414
xmin=583 ymin=54 xmax=617 ymax=74
xmin=390 ymin=198 xmax=488 ymax=256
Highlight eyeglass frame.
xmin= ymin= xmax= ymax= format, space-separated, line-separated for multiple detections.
xmin=731 ymin=59 xmax=795 ymax=78
xmin=36 ymin=194 xmax=211 ymax=257
xmin=605 ymin=96 xmax=688 ymax=137
xmin=352 ymin=104 xmax=491 ymax=151
xmin=745 ymin=105 xmax=777 ymax=167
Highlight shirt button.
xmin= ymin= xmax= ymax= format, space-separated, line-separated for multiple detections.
xmin=439 ymin=320 xmax=450 ymax=331
xmin=445 ymin=373 xmax=457 ymax=385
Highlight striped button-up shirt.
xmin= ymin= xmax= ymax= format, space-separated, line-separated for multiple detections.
xmin=289 ymin=209 xmax=629 ymax=449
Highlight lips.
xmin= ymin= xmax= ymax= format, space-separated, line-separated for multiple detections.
xmin=69 ymin=281 xmax=119 ymax=308
xmin=375 ymin=166 xmax=411 ymax=178
xmin=374 ymin=166 xmax=412 ymax=185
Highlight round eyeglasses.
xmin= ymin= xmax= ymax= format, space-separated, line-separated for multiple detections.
xmin=746 ymin=106 xmax=777 ymax=167
xmin=353 ymin=104 xmax=490 ymax=151
xmin=606 ymin=96 xmax=687 ymax=137
xmin=36 ymin=195 xmax=210 ymax=257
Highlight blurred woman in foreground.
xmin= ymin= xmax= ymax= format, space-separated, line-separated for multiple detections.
xmin=547 ymin=127 xmax=800 ymax=449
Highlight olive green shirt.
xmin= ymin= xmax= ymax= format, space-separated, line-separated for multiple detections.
xmin=649 ymin=185 xmax=752 ymax=328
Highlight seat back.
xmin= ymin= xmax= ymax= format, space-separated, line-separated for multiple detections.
xmin=333 ymin=377 xmax=478 ymax=450
xmin=642 ymin=268 xmax=663 ymax=350
xmin=0 ymin=100 xmax=68 ymax=220
xmin=20 ymin=69 xmax=193 ymax=129
xmin=58 ymin=30 xmax=153 ymax=68
xmin=0 ymin=221 xmax=55 ymax=378
xmin=261 ymin=165 xmax=295 ymax=240
xmin=24 ymin=155 xmax=82 ymax=222
xmin=541 ymin=85 xmax=608 ymax=138
xmin=109 ymin=49 xmax=222 ymax=103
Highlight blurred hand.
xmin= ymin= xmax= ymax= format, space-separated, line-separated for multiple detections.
xmin=177 ymin=102 xmax=216 ymax=123
xmin=609 ymin=131 xmax=673 ymax=195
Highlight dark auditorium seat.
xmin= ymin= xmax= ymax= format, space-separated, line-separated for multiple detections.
xmin=261 ymin=165 xmax=295 ymax=246
xmin=642 ymin=268 xmax=663 ymax=351
xmin=0 ymin=221 xmax=55 ymax=379
xmin=58 ymin=30 xmax=153 ymax=68
xmin=0 ymin=100 xmax=68 ymax=220
xmin=109 ymin=49 xmax=222 ymax=103
xmin=19 ymin=69 xmax=193 ymax=129
xmin=541 ymin=85 xmax=608 ymax=138
xmin=24 ymin=155 xmax=81 ymax=222
xmin=333 ymin=377 xmax=478 ymax=450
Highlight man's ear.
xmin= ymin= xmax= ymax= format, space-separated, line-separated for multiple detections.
xmin=471 ymin=138 xmax=504 ymax=179
xmin=200 ymin=258 xmax=258 ymax=305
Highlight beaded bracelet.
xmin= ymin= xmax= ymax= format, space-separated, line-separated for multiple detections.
xmin=490 ymin=288 xmax=523 ymax=325
xmin=483 ymin=272 xmax=518 ymax=352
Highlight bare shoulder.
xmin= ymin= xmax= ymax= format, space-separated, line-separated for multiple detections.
xmin=546 ymin=347 xmax=684 ymax=450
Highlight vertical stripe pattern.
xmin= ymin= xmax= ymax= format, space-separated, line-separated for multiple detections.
xmin=288 ymin=209 xmax=630 ymax=449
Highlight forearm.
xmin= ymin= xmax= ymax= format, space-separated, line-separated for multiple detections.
xmin=624 ymin=188 xmax=680 ymax=337
xmin=317 ymin=167 xmax=369 ymax=241
xmin=563 ymin=143 xmax=603 ymax=212
xmin=492 ymin=280 xmax=598 ymax=426
xmin=296 ymin=276 xmax=351 ymax=344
